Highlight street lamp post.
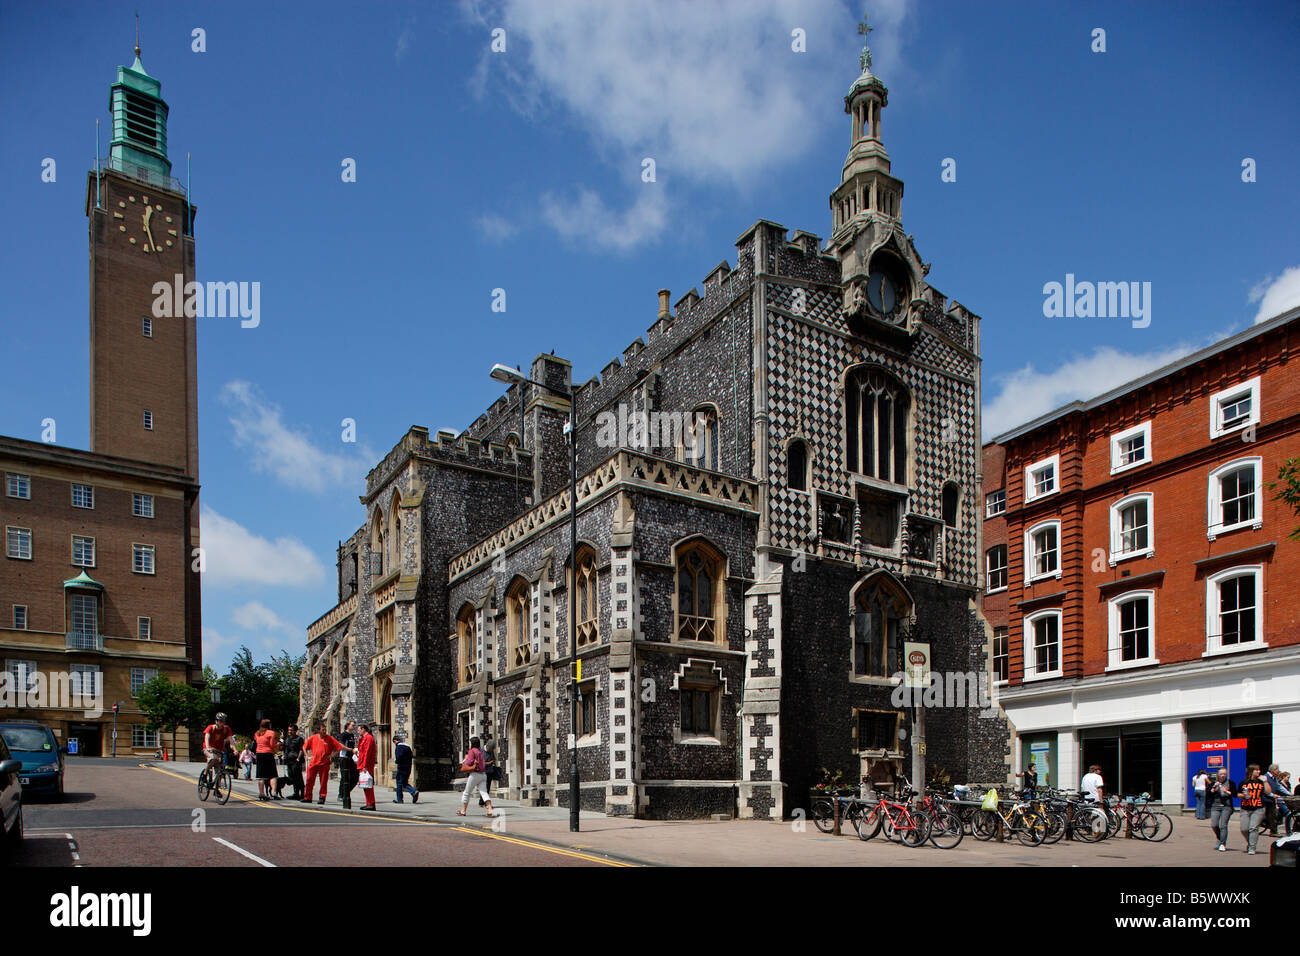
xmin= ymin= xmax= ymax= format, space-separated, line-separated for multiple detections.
xmin=490 ymin=363 xmax=581 ymax=832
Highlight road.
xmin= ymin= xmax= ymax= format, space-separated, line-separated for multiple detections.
xmin=10 ymin=758 xmax=624 ymax=867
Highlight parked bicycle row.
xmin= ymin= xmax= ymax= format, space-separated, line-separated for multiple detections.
xmin=809 ymin=780 xmax=1172 ymax=849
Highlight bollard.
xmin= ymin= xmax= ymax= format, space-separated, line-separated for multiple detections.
xmin=833 ymin=795 xmax=842 ymax=836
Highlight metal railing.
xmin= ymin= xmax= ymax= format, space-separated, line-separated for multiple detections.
xmin=96 ymin=154 xmax=186 ymax=196
xmin=66 ymin=631 xmax=104 ymax=651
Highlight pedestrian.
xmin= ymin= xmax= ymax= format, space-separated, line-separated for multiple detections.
xmin=393 ymin=734 xmax=418 ymax=804
xmin=1207 ymin=768 xmax=1237 ymax=852
xmin=301 ymin=722 xmax=342 ymax=805
xmin=1016 ymin=761 xmax=1038 ymax=801
xmin=225 ymin=737 xmax=240 ymax=778
xmin=481 ymin=736 xmax=498 ymax=807
xmin=1081 ymin=764 xmax=1105 ymax=803
xmin=239 ymin=741 xmax=255 ymax=780
xmin=282 ymin=724 xmax=305 ymax=800
xmin=335 ymin=720 xmax=358 ymax=810
xmin=254 ymin=719 xmax=280 ymax=800
xmin=1192 ymin=768 xmax=1210 ymax=820
xmin=1264 ymin=764 xmax=1288 ymax=835
xmin=456 ymin=736 xmax=494 ymax=818
xmin=355 ymin=723 xmax=377 ymax=811
xmin=1238 ymin=764 xmax=1272 ymax=855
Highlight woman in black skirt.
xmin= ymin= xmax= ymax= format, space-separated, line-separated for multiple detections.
xmin=254 ymin=719 xmax=280 ymax=800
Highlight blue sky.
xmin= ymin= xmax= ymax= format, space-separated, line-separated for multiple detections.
xmin=2 ymin=0 xmax=1297 ymax=672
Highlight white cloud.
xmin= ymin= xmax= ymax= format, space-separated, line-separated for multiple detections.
xmin=395 ymin=27 xmax=414 ymax=63
xmin=476 ymin=212 xmax=521 ymax=242
xmin=540 ymin=187 xmax=668 ymax=253
xmin=232 ymin=601 xmax=298 ymax=637
xmin=983 ymin=343 xmax=1203 ymax=440
xmin=219 ymin=380 xmax=373 ymax=494
xmin=1250 ymin=265 xmax=1300 ymax=324
xmin=463 ymin=0 xmax=910 ymax=247
xmin=200 ymin=506 xmax=327 ymax=589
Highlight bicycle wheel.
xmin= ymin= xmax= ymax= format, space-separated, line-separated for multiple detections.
xmin=1040 ymin=810 xmax=1066 ymax=845
xmin=927 ymin=809 xmax=964 ymax=849
xmin=811 ymin=799 xmax=835 ymax=833
xmin=1107 ymin=808 xmax=1122 ymax=838
xmin=857 ymin=804 xmax=884 ymax=841
xmin=213 ymin=770 xmax=232 ymax=805
xmin=1071 ymin=806 xmax=1108 ymax=843
xmin=971 ymin=809 xmax=998 ymax=841
xmin=197 ymin=769 xmax=212 ymax=802
xmin=1138 ymin=811 xmax=1172 ymax=842
xmin=843 ymin=801 xmax=865 ymax=835
xmin=1015 ymin=810 xmax=1047 ymax=846
xmin=896 ymin=809 xmax=930 ymax=847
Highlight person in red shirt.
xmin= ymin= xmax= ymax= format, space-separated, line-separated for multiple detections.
xmin=301 ymin=722 xmax=341 ymax=804
xmin=355 ymin=724 xmax=377 ymax=811
xmin=202 ymin=713 xmax=234 ymax=776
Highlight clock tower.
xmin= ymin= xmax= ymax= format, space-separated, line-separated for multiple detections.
xmin=85 ymin=43 xmax=198 ymax=480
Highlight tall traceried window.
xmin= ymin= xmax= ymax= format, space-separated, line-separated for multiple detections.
xmin=456 ymin=604 xmax=477 ymax=686
xmin=675 ymin=540 xmax=723 ymax=643
xmin=682 ymin=406 xmax=720 ymax=471
xmin=844 ymin=367 xmax=908 ymax=484
xmin=506 ymin=578 xmax=532 ymax=669
xmin=852 ymin=575 xmax=910 ymax=678
xmin=573 ymin=545 xmax=599 ymax=648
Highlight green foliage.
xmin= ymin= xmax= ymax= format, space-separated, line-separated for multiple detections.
xmin=136 ymin=676 xmax=210 ymax=756
xmin=215 ymin=645 xmax=306 ymax=733
xmin=1269 ymin=457 xmax=1300 ymax=541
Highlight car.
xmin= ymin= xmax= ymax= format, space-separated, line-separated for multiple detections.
xmin=0 ymin=722 xmax=66 ymax=798
xmin=1270 ymin=832 xmax=1299 ymax=867
xmin=0 ymin=734 xmax=23 ymax=850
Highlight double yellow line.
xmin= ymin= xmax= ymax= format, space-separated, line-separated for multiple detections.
xmin=142 ymin=763 xmax=632 ymax=866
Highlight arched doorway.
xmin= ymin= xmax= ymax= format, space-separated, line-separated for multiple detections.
xmin=506 ymin=699 xmax=525 ymax=799
xmin=375 ymin=677 xmax=392 ymax=783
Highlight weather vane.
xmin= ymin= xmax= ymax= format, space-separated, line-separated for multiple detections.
xmin=857 ymin=12 xmax=873 ymax=73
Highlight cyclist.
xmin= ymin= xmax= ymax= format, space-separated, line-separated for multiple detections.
xmin=202 ymin=713 xmax=235 ymax=776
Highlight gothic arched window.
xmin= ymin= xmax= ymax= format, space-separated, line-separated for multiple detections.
xmin=845 ymin=368 xmax=908 ymax=484
xmin=852 ymin=576 xmax=910 ymax=677
xmin=456 ymin=604 xmax=477 ymax=686
xmin=675 ymin=539 xmax=724 ymax=643
xmin=572 ymin=545 xmax=599 ymax=648
xmin=506 ymin=578 xmax=531 ymax=669
xmin=682 ymin=406 xmax=720 ymax=471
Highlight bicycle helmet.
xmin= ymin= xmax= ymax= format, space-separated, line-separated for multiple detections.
xmin=215 ymin=712 xmax=228 ymax=722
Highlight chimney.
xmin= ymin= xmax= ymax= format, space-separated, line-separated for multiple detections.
xmin=658 ymin=288 xmax=671 ymax=321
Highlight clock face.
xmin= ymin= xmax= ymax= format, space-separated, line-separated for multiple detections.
xmin=113 ymin=194 xmax=177 ymax=254
xmin=866 ymin=272 xmax=899 ymax=317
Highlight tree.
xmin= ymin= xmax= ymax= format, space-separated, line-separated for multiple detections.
xmin=216 ymin=646 xmax=307 ymax=733
xmin=136 ymin=676 xmax=209 ymax=759
xmin=1270 ymin=457 xmax=1300 ymax=541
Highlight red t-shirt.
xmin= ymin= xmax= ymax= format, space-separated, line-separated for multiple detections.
xmin=204 ymin=723 xmax=233 ymax=751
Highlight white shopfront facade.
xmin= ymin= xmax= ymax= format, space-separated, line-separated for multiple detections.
xmin=997 ymin=644 xmax=1300 ymax=807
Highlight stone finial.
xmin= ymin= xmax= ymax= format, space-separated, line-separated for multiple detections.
xmin=658 ymin=288 xmax=671 ymax=321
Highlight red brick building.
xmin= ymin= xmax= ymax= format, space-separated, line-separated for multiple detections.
xmin=0 ymin=45 xmax=202 ymax=759
xmin=983 ymin=307 xmax=1300 ymax=805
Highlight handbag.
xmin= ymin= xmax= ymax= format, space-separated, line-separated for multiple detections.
xmin=460 ymin=756 xmax=476 ymax=773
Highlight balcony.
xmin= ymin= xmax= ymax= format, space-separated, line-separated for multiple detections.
xmin=66 ymin=631 xmax=104 ymax=651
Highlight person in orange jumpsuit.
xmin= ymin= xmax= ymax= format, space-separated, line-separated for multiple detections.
xmin=355 ymin=724 xmax=378 ymax=811
xmin=301 ymin=722 xmax=341 ymax=805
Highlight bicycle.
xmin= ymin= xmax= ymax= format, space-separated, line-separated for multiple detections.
xmin=971 ymin=796 xmax=1048 ymax=846
xmin=857 ymin=788 xmax=932 ymax=847
xmin=198 ymin=755 xmax=233 ymax=805
xmin=1118 ymin=793 xmax=1172 ymax=842
xmin=811 ymin=792 xmax=865 ymax=835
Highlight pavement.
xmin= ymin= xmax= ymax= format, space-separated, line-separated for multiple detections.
xmin=162 ymin=760 xmax=577 ymax=825
xmin=148 ymin=760 xmax=1278 ymax=867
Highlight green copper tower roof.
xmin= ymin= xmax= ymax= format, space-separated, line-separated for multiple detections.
xmin=108 ymin=43 xmax=171 ymax=179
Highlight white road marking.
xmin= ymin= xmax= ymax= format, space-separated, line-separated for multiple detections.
xmin=212 ymin=836 xmax=276 ymax=867
xmin=64 ymin=832 xmax=81 ymax=865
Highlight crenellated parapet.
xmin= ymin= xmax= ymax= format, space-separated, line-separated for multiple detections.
xmin=364 ymin=425 xmax=533 ymax=500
